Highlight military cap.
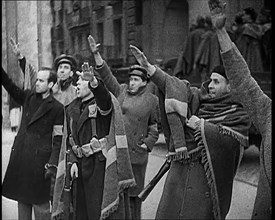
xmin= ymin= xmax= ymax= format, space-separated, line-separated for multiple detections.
xmin=53 ymin=54 xmax=77 ymax=71
xmin=128 ymin=65 xmax=149 ymax=81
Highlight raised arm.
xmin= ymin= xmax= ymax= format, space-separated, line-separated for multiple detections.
xmin=77 ymin=63 xmax=112 ymax=114
xmin=208 ymin=0 xmax=271 ymax=134
xmin=10 ymin=37 xmax=37 ymax=90
xmin=87 ymin=35 xmax=122 ymax=97
xmin=2 ymin=66 xmax=28 ymax=105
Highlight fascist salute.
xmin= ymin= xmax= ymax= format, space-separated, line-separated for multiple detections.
xmin=2 ymin=66 xmax=64 ymax=219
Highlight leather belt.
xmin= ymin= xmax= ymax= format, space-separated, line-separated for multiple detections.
xmin=72 ymin=137 xmax=106 ymax=158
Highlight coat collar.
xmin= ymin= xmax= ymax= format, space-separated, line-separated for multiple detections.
xmin=28 ymin=93 xmax=54 ymax=126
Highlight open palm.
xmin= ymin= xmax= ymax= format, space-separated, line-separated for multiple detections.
xmin=208 ymin=0 xmax=227 ymax=29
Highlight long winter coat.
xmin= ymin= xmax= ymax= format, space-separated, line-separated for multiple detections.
xmin=2 ymin=68 xmax=64 ymax=205
xmin=221 ymin=44 xmax=271 ymax=219
xmin=95 ymin=62 xmax=159 ymax=196
xmin=66 ymin=80 xmax=112 ymax=220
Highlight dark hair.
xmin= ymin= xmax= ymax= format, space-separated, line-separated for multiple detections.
xmin=39 ymin=67 xmax=57 ymax=84
xmin=235 ymin=14 xmax=244 ymax=25
xmin=211 ymin=65 xmax=227 ymax=80
xmin=205 ymin=15 xmax=213 ymax=28
xmin=243 ymin=7 xmax=258 ymax=22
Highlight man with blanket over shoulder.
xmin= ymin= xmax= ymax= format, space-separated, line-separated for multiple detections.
xmin=208 ymin=0 xmax=271 ymax=218
xmin=130 ymin=45 xmax=251 ymax=219
xmin=51 ymin=62 xmax=135 ymax=220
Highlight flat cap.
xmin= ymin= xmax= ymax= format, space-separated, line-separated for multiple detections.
xmin=128 ymin=65 xmax=149 ymax=81
xmin=54 ymin=54 xmax=77 ymax=70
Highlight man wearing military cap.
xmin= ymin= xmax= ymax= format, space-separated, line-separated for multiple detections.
xmin=88 ymin=35 xmax=159 ymax=219
xmin=51 ymin=54 xmax=78 ymax=106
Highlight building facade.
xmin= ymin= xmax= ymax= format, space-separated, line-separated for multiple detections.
xmin=2 ymin=1 xmax=53 ymax=128
xmin=50 ymin=0 xmax=269 ymax=70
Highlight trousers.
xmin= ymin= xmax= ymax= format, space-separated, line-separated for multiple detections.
xmin=18 ymin=201 xmax=51 ymax=220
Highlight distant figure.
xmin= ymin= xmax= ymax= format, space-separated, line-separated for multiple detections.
xmin=194 ymin=16 xmax=222 ymax=83
xmin=9 ymin=97 xmax=21 ymax=132
xmin=174 ymin=15 xmax=206 ymax=80
xmin=258 ymin=8 xmax=272 ymax=71
xmin=235 ymin=7 xmax=264 ymax=73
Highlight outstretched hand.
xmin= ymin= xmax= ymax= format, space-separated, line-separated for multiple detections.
xmin=76 ymin=62 xmax=95 ymax=82
xmin=88 ymin=35 xmax=100 ymax=53
xmin=129 ymin=45 xmax=151 ymax=69
xmin=208 ymin=0 xmax=227 ymax=30
xmin=9 ymin=37 xmax=23 ymax=58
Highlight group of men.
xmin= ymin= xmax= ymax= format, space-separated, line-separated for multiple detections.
xmin=2 ymin=0 xmax=271 ymax=219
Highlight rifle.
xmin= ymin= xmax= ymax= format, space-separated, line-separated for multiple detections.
xmin=63 ymin=149 xmax=73 ymax=220
xmin=138 ymin=159 xmax=171 ymax=201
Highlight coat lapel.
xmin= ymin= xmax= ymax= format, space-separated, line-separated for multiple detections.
xmin=28 ymin=95 xmax=53 ymax=126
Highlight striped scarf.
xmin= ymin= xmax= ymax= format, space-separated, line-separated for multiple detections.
xmin=159 ymin=76 xmax=190 ymax=160
xmin=51 ymin=93 xmax=136 ymax=219
xmin=162 ymin=78 xmax=251 ymax=219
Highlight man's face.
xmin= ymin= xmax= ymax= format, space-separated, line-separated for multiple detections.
xmin=208 ymin=72 xmax=230 ymax=98
xmin=35 ymin=70 xmax=52 ymax=94
xmin=57 ymin=63 xmax=73 ymax=81
xmin=242 ymin=12 xmax=251 ymax=23
xmin=129 ymin=75 xmax=146 ymax=93
xmin=76 ymin=76 xmax=92 ymax=99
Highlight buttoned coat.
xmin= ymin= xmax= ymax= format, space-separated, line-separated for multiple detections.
xmin=2 ymin=68 xmax=64 ymax=205
xmin=96 ymin=62 xmax=159 ymax=195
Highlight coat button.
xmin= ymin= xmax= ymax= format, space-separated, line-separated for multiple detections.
xmin=190 ymin=162 xmax=194 ymax=167
xmin=205 ymin=192 xmax=210 ymax=197
xmin=187 ymin=186 xmax=192 ymax=190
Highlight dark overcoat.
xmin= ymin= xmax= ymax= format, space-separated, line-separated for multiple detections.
xmin=2 ymin=68 xmax=64 ymax=204
xmin=95 ymin=62 xmax=159 ymax=196
xmin=66 ymin=80 xmax=112 ymax=220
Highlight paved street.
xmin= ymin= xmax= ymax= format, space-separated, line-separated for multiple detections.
xmin=2 ymin=130 xmax=260 ymax=219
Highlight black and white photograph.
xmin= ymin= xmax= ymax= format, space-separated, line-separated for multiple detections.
xmin=2 ymin=0 xmax=271 ymax=219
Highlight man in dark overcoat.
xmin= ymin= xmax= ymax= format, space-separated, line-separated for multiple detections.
xmin=2 ymin=66 xmax=64 ymax=219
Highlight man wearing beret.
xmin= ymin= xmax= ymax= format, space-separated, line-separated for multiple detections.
xmin=130 ymin=45 xmax=251 ymax=219
xmin=87 ymin=35 xmax=159 ymax=219
xmin=10 ymin=38 xmax=77 ymax=106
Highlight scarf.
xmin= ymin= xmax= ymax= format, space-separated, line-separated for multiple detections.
xmin=158 ymin=76 xmax=190 ymax=160
xmin=51 ymin=93 xmax=136 ymax=219
xmin=59 ymin=78 xmax=74 ymax=91
xmin=161 ymin=78 xmax=250 ymax=219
